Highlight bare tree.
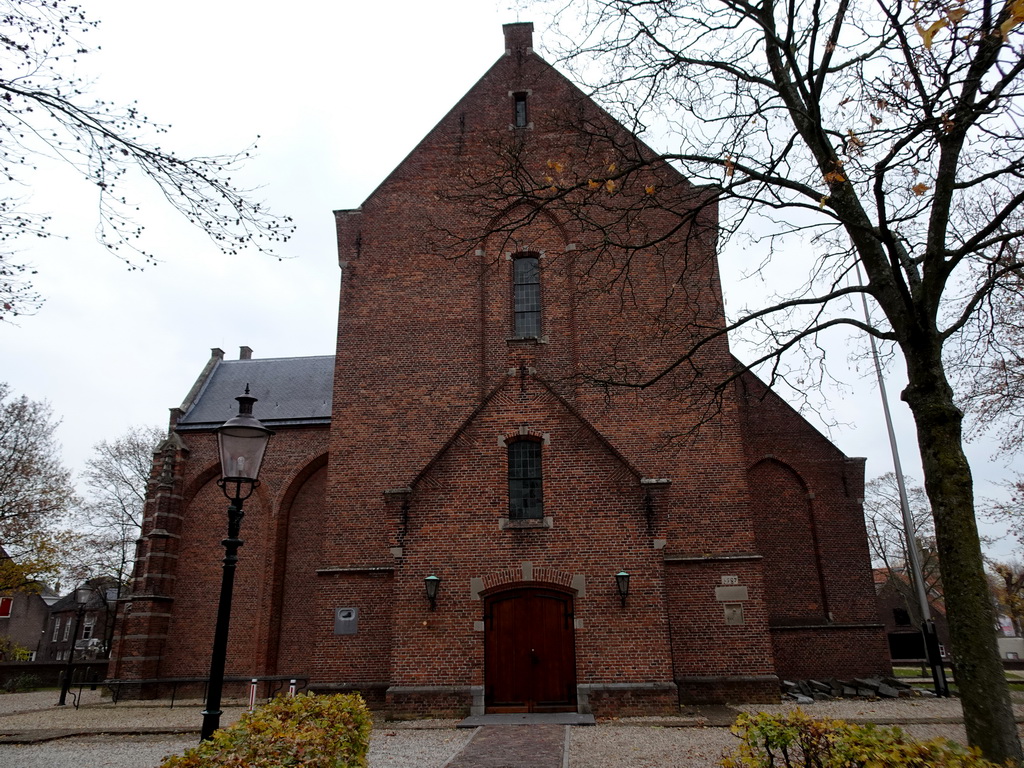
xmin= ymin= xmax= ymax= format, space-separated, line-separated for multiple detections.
xmin=0 ymin=0 xmax=294 ymax=319
xmin=71 ymin=425 xmax=163 ymax=591
xmin=461 ymin=1 xmax=1024 ymax=760
xmin=990 ymin=560 xmax=1024 ymax=637
xmin=0 ymin=382 xmax=75 ymax=590
xmin=985 ymin=474 xmax=1024 ymax=549
xmin=963 ymin=270 xmax=1024 ymax=451
xmin=864 ymin=473 xmax=942 ymax=624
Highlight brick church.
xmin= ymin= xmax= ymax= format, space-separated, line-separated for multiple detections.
xmin=110 ymin=23 xmax=889 ymax=716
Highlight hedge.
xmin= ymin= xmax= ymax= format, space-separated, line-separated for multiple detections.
xmin=721 ymin=709 xmax=999 ymax=768
xmin=161 ymin=693 xmax=372 ymax=768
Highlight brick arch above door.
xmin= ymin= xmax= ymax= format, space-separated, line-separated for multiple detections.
xmin=470 ymin=562 xmax=586 ymax=600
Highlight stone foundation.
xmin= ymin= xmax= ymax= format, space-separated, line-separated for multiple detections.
xmin=676 ymin=674 xmax=780 ymax=704
xmin=385 ymin=685 xmax=477 ymax=719
xmin=577 ymin=682 xmax=678 ymax=716
xmin=307 ymin=681 xmax=389 ymax=709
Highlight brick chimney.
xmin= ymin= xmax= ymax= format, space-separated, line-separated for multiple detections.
xmin=503 ymin=22 xmax=533 ymax=55
xmin=239 ymin=346 xmax=253 ymax=360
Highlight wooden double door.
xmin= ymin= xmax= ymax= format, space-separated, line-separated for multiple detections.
xmin=484 ymin=587 xmax=577 ymax=712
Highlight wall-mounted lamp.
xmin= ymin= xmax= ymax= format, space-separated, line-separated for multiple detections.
xmin=425 ymin=575 xmax=441 ymax=611
xmin=615 ymin=570 xmax=630 ymax=608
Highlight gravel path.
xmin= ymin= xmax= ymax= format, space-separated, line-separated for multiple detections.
xmin=1 ymin=733 xmax=198 ymax=768
xmin=569 ymin=726 xmax=739 ymax=768
xmin=0 ymin=729 xmax=478 ymax=768
xmin=2 ymin=691 xmax=1022 ymax=768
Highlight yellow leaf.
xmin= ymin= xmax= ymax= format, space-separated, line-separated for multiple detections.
xmin=917 ymin=18 xmax=948 ymax=48
xmin=912 ymin=182 xmax=930 ymax=196
xmin=724 ymin=156 xmax=735 ymax=178
xmin=588 ymin=179 xmax=600 ymax=190
xmin=824 ymin=170 xmax=846 ymax=183
xmin=608 ymin=163 xmax=617 ymax=173
xmin=847 ymin=130 xmax=865 ymax=149
xmin=605 ymin=179 xmax=616 ymax=193
xmin=819 ymin=196 xmax=830 ymax=208
xmin=1000 ymin=0 xmax=1024 ymax=37
xmin=645 ymin=185 xmax=656 ymax=195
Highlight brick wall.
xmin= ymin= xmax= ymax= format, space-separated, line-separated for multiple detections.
xmin=736 ymin=371 xmax=889 ymax=679
xmin=113 ymin=22 xmax=890 ymax=714
xmin=110 ymin=425 xmax=330 ymax=686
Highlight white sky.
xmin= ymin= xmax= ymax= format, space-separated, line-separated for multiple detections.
xmin=0 ymin=0 xmax=1017 ymax=559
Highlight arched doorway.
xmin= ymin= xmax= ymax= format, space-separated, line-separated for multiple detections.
xmin=484 ymin=587 xmax=577 ymax=712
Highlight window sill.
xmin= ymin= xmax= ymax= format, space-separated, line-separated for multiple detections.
xmin=506 ymin=336 xmax=548 ymax=345
xmin=499 ymin=516 xmax=553 ymax=530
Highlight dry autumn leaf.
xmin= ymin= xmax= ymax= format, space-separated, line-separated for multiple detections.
xmin=917 ymin=18 xmax=949 ymax=48
xmin=1001 ymin=0 xmax=1024 ymax=36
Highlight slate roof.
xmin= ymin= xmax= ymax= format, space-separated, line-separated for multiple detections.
xmin=176 ymin=355 xmax=334 ymax=430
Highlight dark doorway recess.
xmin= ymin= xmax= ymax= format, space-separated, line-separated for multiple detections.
xmin=484 ymin=587 xmax=577 ymax=713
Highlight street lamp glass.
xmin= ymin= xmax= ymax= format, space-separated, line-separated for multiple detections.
xmin=216 ymin=392 xmax=273 ymax=482
xmin=615 ymin=570 xmax=630 ymax=600
xmin=425 ymin=575 xmax=441 ymax=601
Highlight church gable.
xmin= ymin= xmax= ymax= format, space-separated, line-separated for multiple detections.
xmin=407 ymin=370 xmax=643 ymax=494
xmin=406 ymin=371 xmax=644 ymax=525
xmin=111 ymin=22 xmax=890 ymax=719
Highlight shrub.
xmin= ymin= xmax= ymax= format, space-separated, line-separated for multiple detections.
xmin=0 ymin=637 xmax=31 ymax=662
xmin=160 ymin=693 xmax=372 ymax=768
xmin=2 ymin=673 xmax=42 ymax=692
xmin=721 ymin=709 xmax=1000 ymax=768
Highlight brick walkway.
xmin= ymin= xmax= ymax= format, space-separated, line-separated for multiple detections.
xmin=444 ymin=725 xmax=566 ymax=768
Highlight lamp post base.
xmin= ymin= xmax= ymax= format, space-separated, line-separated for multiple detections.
xmin=200 ymin=708 xmax=223 ymax=741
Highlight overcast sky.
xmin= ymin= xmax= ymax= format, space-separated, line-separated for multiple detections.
xmin=0 ymin=0 xmax=1017 ymax=558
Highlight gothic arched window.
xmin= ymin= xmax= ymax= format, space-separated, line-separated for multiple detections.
xmin=508 ymin=439 xmax=543 ymax=519
xmin=513 ymin=254 xmax=541 ymax=338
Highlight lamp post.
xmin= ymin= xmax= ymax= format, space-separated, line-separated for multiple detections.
xmin=200 ymin=388 xmax=273 ymax=741
xmin=57 ymin=587 xmax=91 ymax=706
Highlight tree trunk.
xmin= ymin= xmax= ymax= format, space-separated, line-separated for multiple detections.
xmin=903 ymin=359 xmax=1022 ymax=765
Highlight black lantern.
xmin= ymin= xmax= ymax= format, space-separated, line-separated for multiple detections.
xmin=201 ymin=390 xmax=273 ymax=741
xmin=615 ymin=570 xmax=630 ymax=608
xmin=216 ymin=386 xmax=273 ymax=502
xmin=425 ymin=575 xmax=441 ymax=611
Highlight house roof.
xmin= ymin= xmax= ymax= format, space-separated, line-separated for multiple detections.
xmin=50 ymin=577 xmax=121 ymax=613
xmin=176 ymin=352 xmax=334 ymax=431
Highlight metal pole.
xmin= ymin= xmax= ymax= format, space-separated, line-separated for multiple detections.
xmin=200 ymin=497 xmax=245 ymax=740
xmin=56 ymin=606 xmax=84 ymax=706
xmin=856 ymin=269 xmax=949 ymax=696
